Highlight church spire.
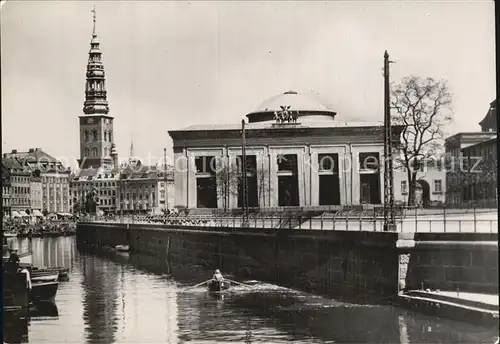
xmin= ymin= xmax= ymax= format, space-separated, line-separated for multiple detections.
xmin=83 ymin=5 xmax=110 ymax=116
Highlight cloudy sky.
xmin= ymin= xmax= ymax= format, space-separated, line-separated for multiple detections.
xmin=1 ymin=1 xmax=496 ymax=168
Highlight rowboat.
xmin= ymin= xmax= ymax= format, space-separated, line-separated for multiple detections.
xmin=207 ymin=280 xmax=230 ymax=293
xmin=29 ymin=267 xmax=70 ymax=281
xmin=115 ymin=245 xmax=130 ymax=252
xmin=31 ymin=281 xmax=58 ymax=304
xmin=30 ymin=270 xmax=59 ymax=283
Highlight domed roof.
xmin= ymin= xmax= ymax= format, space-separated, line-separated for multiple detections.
xmin=246 ymin=91 xmax=336 ymax=124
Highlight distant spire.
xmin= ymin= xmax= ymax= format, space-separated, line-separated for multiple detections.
xmin=91 ymin=5 xmax=97 ymax=36
xmin=83 ymin=4 xmax=109 ymax=115
xmin=129 ymin=139 xmax=134 ymax=161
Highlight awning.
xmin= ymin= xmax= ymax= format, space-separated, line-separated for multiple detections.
xmin=18 ymin=211 xmax=29 ymax=217
xmin=33 ymin=210 xmax=44 ymax=217
xmin=11 ymin=211 xmax=21 ymax=218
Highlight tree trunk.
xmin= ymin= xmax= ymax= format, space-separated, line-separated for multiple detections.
xmin=408 ymin=171 xmax=418 ymax=207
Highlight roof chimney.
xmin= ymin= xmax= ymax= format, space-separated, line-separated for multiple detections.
xmin=29 ymin=148 xmax=35 ymax=153
xmin=11 ymin=149 xmax=17 ymax=154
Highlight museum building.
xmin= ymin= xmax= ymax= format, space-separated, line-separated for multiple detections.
xmin=168 ymin=91 xmax=403 ymax=210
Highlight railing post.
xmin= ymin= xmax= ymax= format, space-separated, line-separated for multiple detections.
xmin=414 ymin=206 xmax=419 ymax=232
xmin=490 ymin=220 xmax=493 ymax=233
xmin=429 ymin=220 xmax=432 ymax=232
xmin=373 ymin=209 xmax=377 ymax=231
xmin=320 ymin=213 xmax=324 ymax=230
xmin=359 ymin=213 xmax=362 ymax=231
xmin=298 ymin=216 xmax=302 ymax=230
xmin=473 ymin=204 xmax=477 ymax=232
xmin=254 ymin=215 xmax=257 ymax=228
xmin=459 ymin=220 xmax=461 ymax=232
xmin=443 ymin=205 xmax=447 ymax=233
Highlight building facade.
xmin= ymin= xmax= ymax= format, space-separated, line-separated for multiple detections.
xmin=393 ymin=162 xmax=446 ymax=206
xmin=168 ymin=91 xmax=403 ymax=210
xmin=71 ymin=167 xmax=120 ymax=214
xmin=2 ymin=157 xmax=32 ymax=215
xmin=116 ymin=162 xmax=174 ymax=213
xmin=445 ymin=99 xmax=497 ymax=206
xmin=2 ymin=162 xmax=12 ymax=217
xmin=4 ymin=148 xmax=72 ymax=214
xmin=460 ymin=137 xmax=497 ymax=206
xmin=30 ymin=173 xmax=43 ymax=212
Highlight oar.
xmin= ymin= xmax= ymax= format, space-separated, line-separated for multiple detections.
xmin=227 ymin=279 xmax=253 ymax=288
xmin=184 ymin=279 xmax=211 ymax=291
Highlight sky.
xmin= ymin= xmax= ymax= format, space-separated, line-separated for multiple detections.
xmin=1 ymin=1 xmax=496 ymax=169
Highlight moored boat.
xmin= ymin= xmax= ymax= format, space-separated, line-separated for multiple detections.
xmin=31 ymin=281 xmax=58 ymax=304
xmin=207 ymin=280 xmax=230 ymax=293
xmin=115 ymin=245 xmax=130 ymax=252
xmin=26 ymin=267 xmax=70 ymax=281
xmin=30 ymin=270 xmax=59 ymax=283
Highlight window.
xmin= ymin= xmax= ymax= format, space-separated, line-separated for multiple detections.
xmin=401 ymin=181 xmax=407 ymax=194
xmin=195 ymin=156 xmax=215 ymax=174
xmin=277 ymin=154 xmax=298 ymax=173
xmin=359 ymin=152 xmax=380 ymax=170
xmin=434 ymin=180 xmax=443 ymax=193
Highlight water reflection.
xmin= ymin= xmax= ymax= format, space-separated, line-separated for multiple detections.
xmin=3 ymin=237 xmax=499 ymax=344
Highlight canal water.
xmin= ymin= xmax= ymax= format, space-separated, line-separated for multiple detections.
xmin=4 ymin=237 xmax=498 ymax=344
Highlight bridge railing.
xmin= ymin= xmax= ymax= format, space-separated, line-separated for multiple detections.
xmin=79 ymin=207 xmax=498 ymax=233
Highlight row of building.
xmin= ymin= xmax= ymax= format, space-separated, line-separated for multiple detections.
xmin=1 ymin=149 xmax=175 ymax=219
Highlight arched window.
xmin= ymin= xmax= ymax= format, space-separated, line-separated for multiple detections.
xmin=92 ymin=130 xmax=98 ymax=141
xmin=104 ymin=132 xmax=108 ymax=142
xmin=92 ymin=148 xmax=98 ymax=156
xmin=104 ymin=147 xmax=108 ymax=156
xmin=84 ymin=148 xmax=90 ymax=156
xmin=84 ymin=131 xmax=89 ymax=142
xmin=109 ymin=131 xmax=113 ymax=142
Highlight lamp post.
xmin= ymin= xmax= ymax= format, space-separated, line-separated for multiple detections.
xmin=383 ymin=50 xmax=396 ymax=231
xmin=241 ymin=119 xmax=249 ymax=224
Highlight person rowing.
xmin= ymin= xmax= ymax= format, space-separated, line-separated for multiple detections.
xmin=212 ymin=269 xmax=224 ymax=282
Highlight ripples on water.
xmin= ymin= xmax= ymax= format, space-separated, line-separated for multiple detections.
xmin=3 ymin=237 xmax=498 ymax=343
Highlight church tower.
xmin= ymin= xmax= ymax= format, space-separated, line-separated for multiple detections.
xmin=78 ymin=6 xmax=116 ymax=169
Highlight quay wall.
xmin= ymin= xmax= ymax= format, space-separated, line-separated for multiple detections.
xmin=403 ymin=233 xmax=498 ymax=294
xmin=76 ymin=223 xmax=498 ymax=298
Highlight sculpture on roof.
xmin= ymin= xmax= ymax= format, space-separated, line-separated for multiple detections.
xmin=274 ymin=105 xmax=299 ymax=124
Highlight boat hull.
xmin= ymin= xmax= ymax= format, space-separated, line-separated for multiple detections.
xmin=31 ymin=271 xmax=59 ymax=283
xmin=31 ymin=281 xmax=58 ymax=304
xmin=115 ymin=245 xmax=130 ymax=252
xmin=207 ymin=280 xmax=230 ymax=293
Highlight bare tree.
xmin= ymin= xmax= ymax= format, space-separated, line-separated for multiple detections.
xmin=216 ymin=159 xmax=239 ymax=211
xmin=391 ymin=76 xmax=453 ymax=206
xmin=256 ymin=167 xmax=271 ymax=209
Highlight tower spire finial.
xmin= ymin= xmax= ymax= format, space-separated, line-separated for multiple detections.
xmin=91 ymin=5 xmax=96 ymax=35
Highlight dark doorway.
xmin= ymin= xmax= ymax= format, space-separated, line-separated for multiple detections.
xmin=359 ymin=174 xmax=381 ymax=204
xmin=278 ymin=175 xmax=299 ymax=206
xmin=237 ymin=155 xmax=259 ymax=208
xmin=196 ymin=177 xmax=217 ymax=208
xmin=238 ymin=176 xmax=258 ymax=208
xmin=318 ymin=153 xmax=340 ymax=205
xmin=319 ymin=175 xmax=341 ymax=205
xmin=417 ymin=179 xmax=431 ymax=207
